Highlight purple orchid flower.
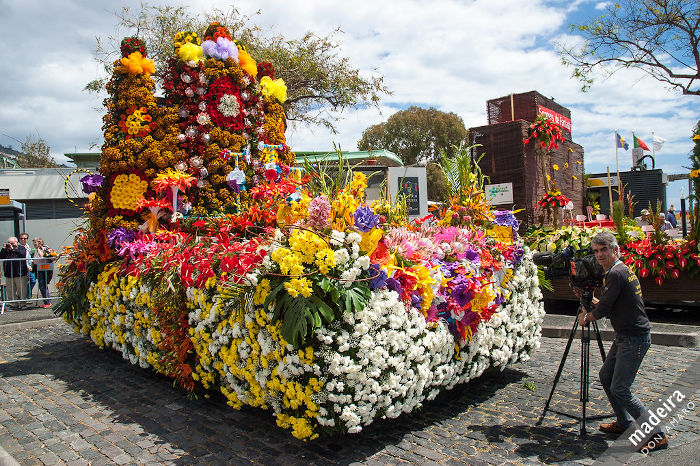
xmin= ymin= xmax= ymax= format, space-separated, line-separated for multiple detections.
xmin=80 ymin=174 xmax=104 ymax=194
xmin=354 ymin=205 xmax=380 ymax=232
xmin=368 ymin=263 xmax=387 ymax=290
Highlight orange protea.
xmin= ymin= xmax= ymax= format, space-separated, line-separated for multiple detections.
xmin=152 ymin=169 xmax=198 ymax=194
xmin=138 ymin=198 xmax=173 ymax=210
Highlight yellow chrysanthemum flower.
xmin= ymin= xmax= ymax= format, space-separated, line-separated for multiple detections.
xmin=178 ymin=42 xmax=204 ymax=63
xmin=260 ymin=76 xmax=288 ymax=103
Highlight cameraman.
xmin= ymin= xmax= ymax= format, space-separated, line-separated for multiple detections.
xmin=573 ymin=231 xmax=665 ymax=452
xmin=0 ymin=236 xmax=29 ymax=309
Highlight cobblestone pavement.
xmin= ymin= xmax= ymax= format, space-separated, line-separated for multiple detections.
xmin=1 ymin=323 xmax=698 ymax=465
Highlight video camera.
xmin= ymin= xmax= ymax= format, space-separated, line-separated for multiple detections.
xmin=533 ymin=246 xmax=605 ymax=309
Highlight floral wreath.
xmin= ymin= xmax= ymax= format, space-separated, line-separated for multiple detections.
xmin=206 ymin=76 xmax=245 ymax=131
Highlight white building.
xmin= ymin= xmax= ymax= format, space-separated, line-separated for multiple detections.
xmin=0 ymin=161 xmax=91 ymax=252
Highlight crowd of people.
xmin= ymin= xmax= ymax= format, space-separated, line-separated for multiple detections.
xmin=636 ymin=204 xmax=679 ymax=232
xmin=0 ymin=233 xmax=58 ymax=310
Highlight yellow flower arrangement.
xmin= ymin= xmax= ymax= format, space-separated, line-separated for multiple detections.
xmin=284 ymin=277 xmax=313 ymax=298
xmin=314 ymin=248 xmax=336 ymax=275
xmin=359 ymin=228 xmax=383 ymax=254
xmin=109 ymin=173 xmax=149 ymax=211
xmin=490 ymin=225 xmax=513 ymax=245
xmin=277 ymin=193 xmax=311 ymax=226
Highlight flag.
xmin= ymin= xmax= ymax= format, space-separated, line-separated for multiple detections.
xmin=633 ymin=135 xmax=650 ymax=151
xmin=615 ymin=132 xmax=629 ymax=150
xmin=652 ymin=134 xmax=666 ymax=152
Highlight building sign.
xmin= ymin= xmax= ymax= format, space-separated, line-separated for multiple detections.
xmin=485 ymin=183 xmax=513 ymax=205
xmin=586 ymin=176 xmax=618 ymax=188
xmin=387 ymin=167 xmax=428 ymax=220
xmin=538 ymin=105 xmax=572 ymax=132
xmin=0 ymin=188 xmax=9 ymax=206
xmin=398 ymin=177 xmax=420 ymax=216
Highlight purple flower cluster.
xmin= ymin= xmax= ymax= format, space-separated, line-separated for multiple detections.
xmin=493 ymin=210 xmax=520 ymax=229
xmin=354 ymin=205 xmax=380 ymax=232
xmin=106 ymin=228 xmax=137 ymax=248
xmin=367 ymin=263 xmax=387 ymax=290
xmin=202 ymin=37 xmax=239 ymax=61
xmin=512 ymin=243 xmax=525 ymax=266
xmin=80 ymin=174 xmax=104 ymax=194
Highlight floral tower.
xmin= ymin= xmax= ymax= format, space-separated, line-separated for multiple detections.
xmin=161 ymin=23 xmax=293 ymax=216
xmin=90 ymin=37 xmax=184 ymax=234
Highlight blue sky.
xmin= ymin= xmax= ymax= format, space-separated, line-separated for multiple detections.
xmin=0 ymin=0 xmax=696 ymax=208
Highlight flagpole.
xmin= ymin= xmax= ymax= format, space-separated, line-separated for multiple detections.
xmin=651 ymin=130 xmax=656 ymax=159
xmin=615 ymin=129 xmax=619 ymax=175
xmin=615 ymin=130 xmax=620 ymax=204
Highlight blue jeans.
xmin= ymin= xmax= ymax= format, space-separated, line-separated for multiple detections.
xmin=599 ymin=332 xmax=660 ymax=433
xmin=27 ymin=271 xmax=36 ymax=299
xmin=37 ymin=270 xmax=53 ymax=305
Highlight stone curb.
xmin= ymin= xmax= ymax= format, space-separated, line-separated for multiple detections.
xmin=541 ymin=314 xmax=700 ymax=348
xmin=0 ymin=446 xmax=20 ymax=466
xmin=0 ymin=317 xmax=63 ymax=333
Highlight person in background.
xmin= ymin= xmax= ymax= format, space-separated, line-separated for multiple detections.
xmin=636 ymin=209 xmax=651 ymax=227
xmin=0 ymin=236 xmax=29 ymax=309
xmin=659 ymin=213 xmax=672 ymax=231
xmin=666 ymin=205 xmax=677 ymax=229
xmin=20 ymin=233 xmax=36 ymax=300
xmin=31 ymin=237 xmax=57 ymax=308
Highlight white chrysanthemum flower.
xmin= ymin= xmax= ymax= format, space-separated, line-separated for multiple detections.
xmin=217 ymin=94 xmax=241 ymax=117
xmin=330 ymin=230 xmax=346 ymax=246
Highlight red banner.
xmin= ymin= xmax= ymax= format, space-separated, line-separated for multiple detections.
xmin=538 ymin=105 xmax=571 ymax=132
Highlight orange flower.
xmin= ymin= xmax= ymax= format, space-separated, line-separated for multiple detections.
xmin=116 ymin=52 xmax=156 ymax=76
xmin=152 ymin=169 xmax=197 ymax=194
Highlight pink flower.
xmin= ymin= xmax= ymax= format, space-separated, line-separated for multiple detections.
xmin=307 ymin=195 xmax=331 ymax=230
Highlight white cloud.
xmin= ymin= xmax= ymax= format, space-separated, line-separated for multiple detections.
xmin=0 ymin=0 xmax=696 ymax=211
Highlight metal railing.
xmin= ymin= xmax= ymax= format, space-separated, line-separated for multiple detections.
xmin=0 ymin=256 xmax=59 ymax=314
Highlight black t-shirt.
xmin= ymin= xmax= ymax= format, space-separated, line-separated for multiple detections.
xmin=592 ymin=261 xmax=651 ymax=336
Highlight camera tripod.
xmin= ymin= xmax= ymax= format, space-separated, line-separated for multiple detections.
xmin=536 ymin=300 xmax=611 ymax=436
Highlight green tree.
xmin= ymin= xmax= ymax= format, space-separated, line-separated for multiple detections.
xmin=559 ymin=0 xmax=700 ymax=95
xmin=18 ymin=135 xmax=58 ymax=168
xmin=357 ymin=106 xmax=468 ymax=166
xmin=85 ymin=4 xmax=389 ymax=131
xmin=425 ymin=162 xmax=449 ymax=201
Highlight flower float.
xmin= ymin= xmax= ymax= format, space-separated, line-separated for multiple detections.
xmin=58 ymin=24 xmax=544 ymax=441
